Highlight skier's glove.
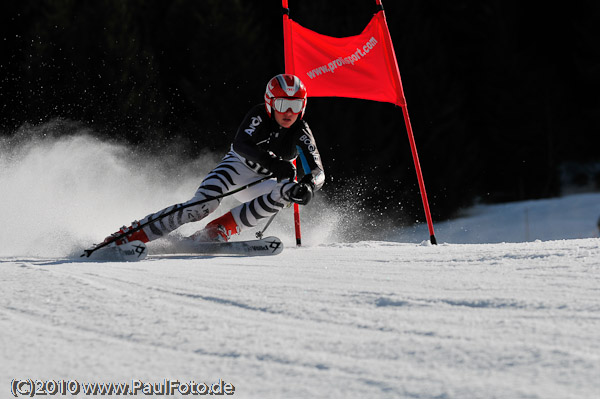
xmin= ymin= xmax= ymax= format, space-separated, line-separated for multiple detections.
xmin=287 ymin=181 xmax=314 ymax=205
xmin=298 ymin=174 xmax=316 ymax=190
xmin=268 ymin=159 xmax=296 ymax=182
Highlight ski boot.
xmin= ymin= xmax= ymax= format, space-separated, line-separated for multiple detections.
xmin=102 ymin=222 xmax=150 ymax=246
xmin=190 ymin=212 xmax=239 ymax=243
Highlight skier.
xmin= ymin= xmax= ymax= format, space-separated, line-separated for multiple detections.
xmin=101 ymin=74 xmax=324 ymax=246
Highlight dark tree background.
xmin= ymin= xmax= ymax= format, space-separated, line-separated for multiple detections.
xmin=1 ymin=1 xmax=599 ymax=230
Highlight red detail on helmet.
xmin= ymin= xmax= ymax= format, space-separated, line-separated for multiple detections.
xmin=264 ymin=74 xmax=307 ymax=119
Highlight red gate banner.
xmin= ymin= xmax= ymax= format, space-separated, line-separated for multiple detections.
xmin=285 ymin=11 xmax=406 ymax=107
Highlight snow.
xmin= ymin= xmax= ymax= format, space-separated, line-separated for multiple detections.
xmin=396 ymin=193 xmax=600 ymax=244
xmin=1 ymin=131 xmax=600 ymax=398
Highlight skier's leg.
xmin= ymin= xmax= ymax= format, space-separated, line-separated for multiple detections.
xmin=140 ymin=152 xmax=267 ymax=241
xmin=104 ymin=191 xmax=222 ymax=245
xmin=232 ymin=181 xmax=296 ymax=231
xmin=191 ymin=181 xmax=296 ymax=242
xmin=105 ymin=151 xmax=258 ymax=244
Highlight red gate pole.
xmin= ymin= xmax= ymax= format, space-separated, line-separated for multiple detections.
xmin=377 ymin=0 xmax=437 ymax=244
xmin=282 ymin=0 xmax=303 ymax=246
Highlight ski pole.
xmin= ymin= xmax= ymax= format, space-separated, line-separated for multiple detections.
xmin=83 ymin=175 xmax=272 ymax=257
xmin=256 ymin=211 xmax=279 ymax=239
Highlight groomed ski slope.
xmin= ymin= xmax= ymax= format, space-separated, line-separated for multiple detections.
xmin=2 ymin=238 xmax=599 ymax=398
xmin=2 ymin=131 xmax=600 ymax=398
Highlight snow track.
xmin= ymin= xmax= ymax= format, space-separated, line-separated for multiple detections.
xmin=2 ymin=238 xmax=599 ymax=398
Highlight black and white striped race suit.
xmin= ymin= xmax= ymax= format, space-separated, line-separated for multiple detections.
xmin=137 ymin=103 xmax=325 ymax=241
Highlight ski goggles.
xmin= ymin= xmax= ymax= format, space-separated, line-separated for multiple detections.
xmin=272 ymin=98 xmax=305 ymax=114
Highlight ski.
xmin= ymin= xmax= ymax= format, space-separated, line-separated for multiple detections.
xmin=80 ymin=240 xmax=148 ymax=262
xmin=80 ymin=236 xmax=283 ymax=261
xmin=172 ymin=236 xmax=284 ymax=256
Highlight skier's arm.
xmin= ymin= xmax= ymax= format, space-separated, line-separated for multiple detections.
xmin=295 ymin=122 xmax=325 ymax=191
xmin=232 ymin=108 xmax=275 ymax=168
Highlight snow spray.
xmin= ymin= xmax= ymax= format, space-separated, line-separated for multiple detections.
xmin=0 ymin=120 xmax=217 ymax=257
xmin=0 ymin=120 xmax=351 ymax=257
